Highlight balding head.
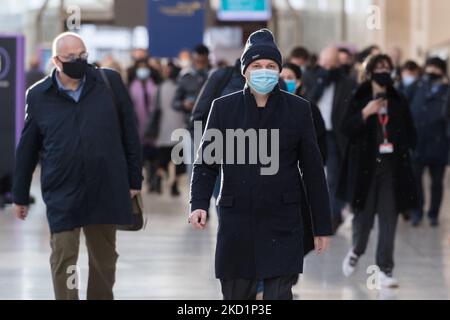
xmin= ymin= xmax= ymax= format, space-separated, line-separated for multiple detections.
xmin=319 ymin=46 xmax=339 ymax=70
xmin=52 ymin=32 xmax=88 ymax=80
xmin=52 ymin=32 xmax=86 ymax=58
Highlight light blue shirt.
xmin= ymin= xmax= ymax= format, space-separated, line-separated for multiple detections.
xmin=55 ymin=71 xmax=86 ymax=102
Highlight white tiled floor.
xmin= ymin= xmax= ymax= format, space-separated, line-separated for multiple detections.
xmin=1 ymin=168 xmax=449 ymax=300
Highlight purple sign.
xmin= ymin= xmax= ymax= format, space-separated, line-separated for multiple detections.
xmin=0 ymin=34 xmax=25 ymax=188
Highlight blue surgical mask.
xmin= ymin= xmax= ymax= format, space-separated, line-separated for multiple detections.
xmin=284 ymin=79 xmax=297 ymax=94
xmin=402 ymin=75 xmax=416 ymax=87
xmin=136 ymin=67 xmax=150 ymax=80
xmin=248 ymin=69 xmax=279 ymax=95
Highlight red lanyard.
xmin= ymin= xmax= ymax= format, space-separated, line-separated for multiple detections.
xmin=377 ymin=107 xmax=389 ymax=142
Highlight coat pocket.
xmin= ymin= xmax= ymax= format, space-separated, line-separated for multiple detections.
xmin=282 ymin=191 xmax=301 ymax=204
xmin=216 ymin=195 xmax=235 ymax=207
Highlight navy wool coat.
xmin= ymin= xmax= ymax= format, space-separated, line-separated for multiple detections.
xmin=13 ymin=66 xmax=143 ymax=233
xmin=190 ymin=85 xmax=333 ymax=280
xmin=410 ymin=81 xmax=450 ymax=165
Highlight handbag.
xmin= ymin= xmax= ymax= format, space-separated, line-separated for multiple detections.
xmin=99 ymin=68 xmax=146 ymax=231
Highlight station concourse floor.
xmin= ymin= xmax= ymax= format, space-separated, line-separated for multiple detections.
xmin=1 ymin=167 xmax=450 ymax=300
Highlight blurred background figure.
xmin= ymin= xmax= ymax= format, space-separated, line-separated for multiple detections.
xmin=339 ymin=54 xmax=417 ymax=288
xmin=173 ymin=44 xmax=211 ymax=128
xmin=288 ymin=46 xmax=316 ymax=96
xmin=126 ymin=48 xmax=150 ymax=85
xmin=145 ymin=61 xmax=185 ymax=197
xmin=173 ymin=44 xmax=211 ymax=181
xmin=100 ymin=54 xmax=124 ymax=79
xmin=354 ymin=45 xmax=382 ymax=83
xmin=308 ymin=46 xmax=356 ymax=233
xmin=176 ymin=49 xmax=193 ymax=70
xmin=338 ymin=47 xmax=356 ymax=80
xmin=190 ymin=59 xmax=243 ymax=136
xmin=128 ymin=57 xmax=162 ymax=193
xmin=188 ymin=58 xmax=244 ymax=210
xmin=410 ymin=57 xmax=450 ymax=227
xmin=388 ymin=46 xmax=403 ymax=83
xmin=288 ymin=46 xmax=310 ymax=72
xmin=397 ymin=60 xmax=421 ymax=102
xmin=280 ymin=62 xmax=327 ymax=161
xmin=25 ymin=55 xmax=45 ymax=89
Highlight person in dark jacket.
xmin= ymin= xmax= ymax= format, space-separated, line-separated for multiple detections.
xmin=281 ymin=62 xmax=327 ymax=162
xmin=188 ymin=59 xmax=246 ymax=205
xmin=173 ymin=44 xmax=210 ymax=128
xmin=338 ymin=47 xmax=357 ymax=80
xmin=338 ymin=54 xmax=417 ymax=288
xmin=396 ymin=60 xmax=421 ymax=103
xmin=287 ymin=46 xmax=317 ymax=97
xmin=189 ymin=29 xmax=332 ymax=300
xmin=12 ymin=32 xmax=143 ymax=300
xmin=410 ymin=57 xmax=449 ymax=227
xmin=173 ymin=45 xmax=210 ymax=183
xmin=189 ymin=59 xmax=245 ymax=137
xmin=307 ymin=46 xmax=357 ymax=233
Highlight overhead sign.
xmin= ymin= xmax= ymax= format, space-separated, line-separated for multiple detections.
xmin=147 ymin=0 xmax=206 ymax=58
xmin=218 ymin=0 xmax=272 ymax=21
xmin=0 ymin=34 xmax=25 ymax=193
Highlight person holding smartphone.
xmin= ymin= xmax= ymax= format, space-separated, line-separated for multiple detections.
xmin=337 ymin=54 xmax=417 ymax=288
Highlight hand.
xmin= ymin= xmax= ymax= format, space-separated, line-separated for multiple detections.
xmin=314 ymin=236 xmax=330 ymax=255
xmin=13 ymin=204 xmax=29 ymax=220
xmin=189 ymin=209 xmax=207 ymax=230
xmin=130 ymin=189 xmax=140 ymax=198
xmin=362 ymin=98 xmax=386 ymax=121
xmin=183 ymin=99 xmax=195 ymax=111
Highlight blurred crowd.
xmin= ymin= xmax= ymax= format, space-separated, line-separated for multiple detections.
xmin=24 ymin=41 xmax=450 ymax=233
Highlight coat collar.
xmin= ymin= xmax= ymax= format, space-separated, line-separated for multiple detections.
xmin=243 ymin=84 xmax=281 ymax=129
xmin=243 ymin=84 xmax=281 ymax=109
xmin=42 ymin=65 xmax=100 ymax=100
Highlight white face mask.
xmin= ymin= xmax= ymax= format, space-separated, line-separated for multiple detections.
xmin=136 ymin=67 xmax=150 ymax=80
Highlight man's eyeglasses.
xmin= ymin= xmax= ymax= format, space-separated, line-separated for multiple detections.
xmin=56 ymin=52 xmax=89 ymax=62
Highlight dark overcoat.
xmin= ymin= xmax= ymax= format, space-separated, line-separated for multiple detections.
xmin=410 ymin=81 xmax=450 ymax=165
xmin=13 ymin=67 xmax=143 ymax=233
xmin=190 ymin=85 xmax=333 ymax=280
xmin=337 ymin=82 xmax=417 ymax=213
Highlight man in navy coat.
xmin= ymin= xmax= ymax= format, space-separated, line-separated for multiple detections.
xmin=410 ymin=57 xmax=450 ymax=227
xmin=12 ymin=32 xmax=142 ymax=299
xmin=189 ymin=29 xmax=333 ymax=300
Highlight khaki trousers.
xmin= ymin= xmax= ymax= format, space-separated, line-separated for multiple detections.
xmin=49 ymin=224 xmax=118 ymax=300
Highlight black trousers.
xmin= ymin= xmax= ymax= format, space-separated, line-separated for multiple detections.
xmin=352 ymin=157 xmax=398 ymax=274
xmin=220 ymin=275 xmax=298 ymax=300
xmin=412 ymin=163 xmax=446 ymax=219
xmin=326 ymin=132 xmax=345 ymax=224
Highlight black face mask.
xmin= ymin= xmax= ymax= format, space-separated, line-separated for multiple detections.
xmin=328 ymin=68 xmax=341 ymax=82
xmin=372 ymin=72 xmax=393 ymax=87
xmin=424 ymin=72 xmax=442 ymax=83
xmin=341 ymin=64 xmax=353 ymax=75
xmin=60 ymin=58 xmax=88 ymax=79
